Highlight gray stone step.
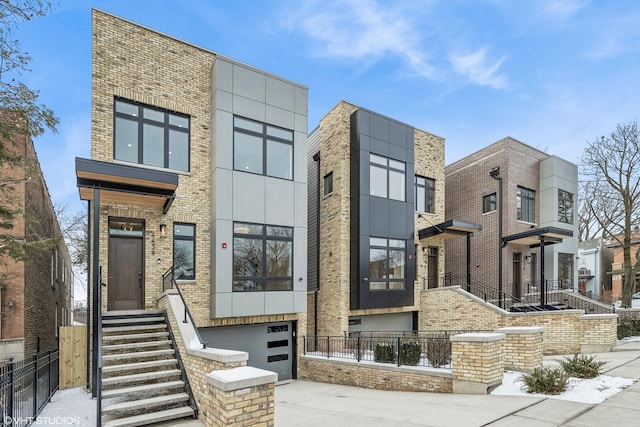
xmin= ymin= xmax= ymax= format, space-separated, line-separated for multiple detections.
xmin=103 ymin=310 xmax=163 ymax=317
xmin=103 ymin=359 xmax=178 ymax=376
xmin=102 ymin=369 xmax=182 ymax=389
xmin=102 ymin=392 xmax=189 ymax=416
xmin=103 ymin=332 xmax=169 ymax=343
xmin=102 ymin=380 xmax=185 ymax=400
xmin=103 ymin=349 xmax=175 ymax=365
xmin=102 ymin=323 xmax=166 ymax=335
xmin=102 ymin=316 xmax=165 ymax=326
xmin=102 ymin=406 xmax=194 ymax=427
xmin=103 ymin=340 xmax=172 ymax=353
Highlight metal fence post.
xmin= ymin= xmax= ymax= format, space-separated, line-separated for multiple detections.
xmin=397 ymin=337 xmax=401 ymax=367
xmin=357 ymin=335 xmax=361 ymax=362
xmin=33 ymin=351 xmax=38 ymax=417
xmin=327 ymin=336 xmax=330 ymax=358
xmin=7 ymin=357 xmax=14 ymax=421
xmin=47 ymin=347 xmax=52 ymax=402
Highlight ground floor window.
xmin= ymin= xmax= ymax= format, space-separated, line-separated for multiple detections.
xmin=173 ymin=223 xmax=195 ymax=280
xmin=558 ymin=252 xmax=574 ymax=287
xmin=369 ymin=237 xmax=406 ymax=290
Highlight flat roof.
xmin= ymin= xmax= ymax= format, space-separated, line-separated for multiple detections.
xmin=502 ymin=226 xmax=573 ymax=247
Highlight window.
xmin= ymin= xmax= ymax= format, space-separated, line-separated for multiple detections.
xmin=324 ymin=172 xmax=333 ymax=196
xmin=233 ymin=116 xmax=294 ymax=180
xmin=517 ymin=186 xmax=535 ymax=223
xmin=114 ymin=98 xmax=190 ymax=172
xmin=558 ymin=189 xmax=574 ymax=224
xmin=51 ymin=247 xmax=58 ymax=288
xmin=415 ymin=176 xmax=435 ymax=213
xmin=558 ymin=253 xmax=574 ymax=287
xmin=233 ymin=222 xmax=293 ymax=291
xmin=369 ymin=237 xmax=406 ymax=290
xmin=370 ymin=154 xmax=405 ymax=201
xmin=173 ymin=223 xmax=195 ymax=280
xmin=483 ymin=193 xmax=497 ymax=213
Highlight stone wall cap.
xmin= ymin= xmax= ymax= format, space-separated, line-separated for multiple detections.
xmin=205 ymin=366 xmax=277 ymax=391
xmin=580 ymin=313 xmax=618 ymax=320
xmin=450 ymin=333 xmax=505 ymax=342
xmin=188 ymin=347 xmax=248 ymax=363
xmin=495 ymin=326 xmax=544 ymax=334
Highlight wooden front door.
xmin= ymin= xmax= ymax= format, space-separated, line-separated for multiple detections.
xmin=108 ymin=219 xmax=144 ymax=311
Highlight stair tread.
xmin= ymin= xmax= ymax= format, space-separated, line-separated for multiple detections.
xmin=103 ymin=340 xmax=172 ymax=351
xmin=103 ymin=332 xmax=169 ymax=341
xmin=103 ymin=324 xmax=167 ymax=334
xmin=103 ymin=317 xmax=165 ymax=325
xmin=103 ymin=349 xmax=175 ymax=362
xmin=102 ymin=380 xmax=185 ymax=399
xmin=103 ymin=392 xmax=189 ymax=412
xmin=102 ymin=310 xmax=163 ymax=317
xmin=103 ymin=359 xmax=177 ymax=373
xmin=102 ymin=406 xmax=194 ymax=427
xmin=102 ymin=369 xmax=182 ymax=386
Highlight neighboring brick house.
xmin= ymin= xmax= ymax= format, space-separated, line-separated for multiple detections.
xmin=606 ymin=232 xmax=640 ymax=302
xmin=0 ymin=114 xmax=73 ymax=363
xmin=76 ymin=10 xmax=307 ymax=380
xmin=445 ymin=137 xmax=578 ymax=300
xmin=307 ymin=101 xmax=473 ymax=336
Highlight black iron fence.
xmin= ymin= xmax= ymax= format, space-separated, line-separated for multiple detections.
xmin=303 ymin=331 xmax=474 ymax=369
xmin=0 ymin=349 xmax=59 ymax=427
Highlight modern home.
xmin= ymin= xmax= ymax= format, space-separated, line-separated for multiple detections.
xmin=444 ymin=137 xmax=578 ymax=303
xmin=0 ymin=112 xmax=73 ymax=363
xmin=75 ymin=9 xmax=307 ymax=421
xmin=307 ymin=101 xmax=483 ymax=337
xmin=577 ymin=237 xmax=613 ymax=301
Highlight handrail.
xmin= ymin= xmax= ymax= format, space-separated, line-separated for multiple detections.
xmin=162 ymin=266 xmax=208 ymax=349
xmin=97 ymin=266 xmax=103 ymax=427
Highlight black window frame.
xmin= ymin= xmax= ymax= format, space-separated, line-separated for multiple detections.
xmin=558 ymin=252 xmax=574 ymax=286
xmin=233 ymin=222 xmax=294 ymax=292
xmin=113 ymin=97 xmax=190 ymax=172
xmin=369 ymin=237 xmax=406 ymax=291
xmin=558 ymin=189 xmax=574 ymax=224
xmin=173 ymin=223 xmax=196 ymax=281
xmin=415 ymin=175 xmax=435 ymax=213
xmin=233 ymin=115 xmax=294 ymax=180
xmin=517 ymin=186 xmax=536 ymax=223
xmin=483 ymin=193 xmax=497 ymax=213
xmin=369 ymin=154 xmax=406 ymax=202
xmin=323 ymin=172 xmax=334 ymax=196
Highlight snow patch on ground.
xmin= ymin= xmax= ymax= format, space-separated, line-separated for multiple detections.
xmin=492 ymin=370 xmax=636 ymax=404
xmin=36 ymin=387 xmax=96 ymax=425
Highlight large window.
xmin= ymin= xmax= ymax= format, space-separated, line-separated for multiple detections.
xmin=558 ymin=189 xmax=574 ymax=224
xmin=517 ymin=186 xmax=535 ymax=223
xmin=173 ymin=223 xmax=195 ymax=280
xmin=483 ymin=193 xmax=497 ymax=213
xmin=233 ymin=116 xmax=294 ymax=180
xmin=415 ymin=176 xmax=435 ymax=213
xmin=558 ymin=253 xmax=574 ymax=287
xmin=369 ymin=237 xmax=406 ymax=290
xmin=114 ymin=98 xmax=190 ymax=172
xmin=233 ymin=223 xmax=293 ymax=291
xmin=370 ymin=154 xmax=405 ymax=201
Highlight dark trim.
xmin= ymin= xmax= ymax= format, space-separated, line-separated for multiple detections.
xmin=76 ymin=157 xmax=179 ymax=187
xmin=418 ymin=219 xmax=482 ymax=240
xmin=502 ymin=226 xmax=573 ymax=247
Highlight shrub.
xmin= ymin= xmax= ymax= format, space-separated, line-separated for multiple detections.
xmin=374 ymin=342 xmax=397 ymax=363
xmin=559 ymin=354 xmax=605 ymax=379
xmin=520 ymin=367 xmax=568 ymax=395
xmin=617 ymin=317 xmax=640 ymax=339
xmin=425 ymin=337 xmax=451 ymax=368
xmin=399 ymin=340 xmax=422 ymax=366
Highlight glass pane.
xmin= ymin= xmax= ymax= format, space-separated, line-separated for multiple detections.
xmin=389 ymin=281 xmax=405 ymax=290
xmin=169 ymin=114 xmax=189 ymax=129
xmin=370 ymin=165 xmax=387 ymax=198
xmin=233 ymin=280 xmax=263 ymax=291
xmin=143 ymin=123 xmax=164 ymax=167
xmin=174 ymin=240 xmax=194 ymax=280
xmin=115 ymin=100 xmax=138 ymax=116
xmin=370 ymin=281 xmax=386 ymax=290
xmin=266 ymin=140 xmax=293 ymax=180
xmin=389 ymin=159 xmax=405 ymax=171
xmin=234 ymin=116 xmax=263 ymax=133
xmin=114 ymin=117 xmax=138 ymax=163
xmin=266 ymin=280 xmax=292 ymax=291
xmin=267 ymin=125 xmax=293 ymax=141
xmin=370 ymin=237 xmax=387 ymax=247
xmin=416 ymin=176 xmax=425 ymax=185
xmin=234 ymin=131 xmax=263 ymax=174
xmin=266 ymin=240 xmax=292 ymax=276
xmin=233 ymin=237 xmax=263 ymax=276
xmin=169 ymin=129 xmax=189 ymax=171
xmin=143 ymin=107 xmax=164 ymax=123
xmin=389 ymin=169 xmax=405 ymax=201
xmin=416 ymin=187 xmax=426 ymax=212
xmin=266 ymin=226 xmax=293 ymax=238
xmin=388 ymin=250 xmax=405 ymax=279
xmin=234 ymin=223 xmax=264 ymax=235
xmin=389 ymin=239 xmax=405 ymax=248
xmin=370 ymin=154 xmax=387 ymax=166
xmin=174 ymin=224 xmax=194 ymax=237
xmin=370 ymin=248 xmax=387 ymax=279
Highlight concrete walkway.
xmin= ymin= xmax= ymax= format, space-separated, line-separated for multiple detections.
xmin=274 ymin=341 xmax=640 ymax=426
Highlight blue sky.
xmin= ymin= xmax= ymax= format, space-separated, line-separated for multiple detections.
xmin=15 ymin=0 xmax=640 ymax=215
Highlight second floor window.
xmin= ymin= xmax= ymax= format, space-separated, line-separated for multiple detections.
xmin=415 ymin=176 xmax=435 ymax=213
xmin=324 ymin=172 xmax=334 ymax=196
xmin=483 ymin=193 xmax=496 ymax=213
xmin=174 ymin=223 xmax=195 ymax=280
xmin=370 ymin=154 xmax=405 ymax=202
xmin=517 ymin=186 xmax=535 ymax=223
xmin=233 ymin=116 xmax=294 ymax=180
xmin=114 ymin=98 xmax=190 ymax=172
xmin=558 ymin=189 xmax=574 ymax=224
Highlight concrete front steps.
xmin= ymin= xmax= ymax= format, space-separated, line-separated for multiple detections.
xmin=101 ymin=310 xmax=196 ymax=427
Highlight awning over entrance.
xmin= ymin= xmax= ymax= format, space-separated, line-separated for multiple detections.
xmin=418 ymin=219 xmax=482 ymax=240
xmin=75 ymin=157 xmax=178 ymax=214
xmin=502 ymin=226 xmax=573 ymax=247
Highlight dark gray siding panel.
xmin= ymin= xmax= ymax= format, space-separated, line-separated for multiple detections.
xmin=307 ymin=128 xmax=320 ymax=292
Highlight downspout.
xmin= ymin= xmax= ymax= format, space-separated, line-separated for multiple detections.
xmin=312 ymin=152 xmax=321 ymax=339
xmin=85 ymin=200 xmax=91 ymax=390
xmin=490 ymin=167 xmax=504 ymax=308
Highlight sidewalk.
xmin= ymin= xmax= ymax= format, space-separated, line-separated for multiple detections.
xmin=274 ymin=341 xmax=640 ymax=426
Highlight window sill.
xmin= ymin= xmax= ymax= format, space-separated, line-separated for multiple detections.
xmin=517 ymin=220 xmax=537 ymax=227
xmin=176 ymin=279 xmax=196 ymax=285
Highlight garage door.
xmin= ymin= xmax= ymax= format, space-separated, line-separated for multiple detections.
xmin=199 ymin=321 xmax=294 ymax=380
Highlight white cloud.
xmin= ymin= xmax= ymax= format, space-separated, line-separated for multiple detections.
xmin=538 ymin=0 xmax=587 ymax=20
xmin=449 ymin=47 xmax=508 ymax=89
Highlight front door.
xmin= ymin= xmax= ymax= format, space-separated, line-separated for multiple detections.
xmin=513 ymin=253 xmax=522 ymax=298
xmin=108 ymin=218 xmax=144 ymax=311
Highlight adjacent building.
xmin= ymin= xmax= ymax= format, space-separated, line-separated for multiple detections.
xmin=77 ymin=10 xmax=307 ymax=380
xmin=577 ymin=237 xmax=613 ymax=301
xmin=445 ymin=137 xmax=578 ymax=300
xmin=0 ymin=113 xmax=73 ymax=363
xmin=606 ymin=232 xmax=640 ymax=302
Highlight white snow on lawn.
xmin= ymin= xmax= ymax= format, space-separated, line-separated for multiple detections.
xmin=492 ymin=370 xmax=636 ymax=404
xmin=36 ymin=387 xmax=96 ymax=426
